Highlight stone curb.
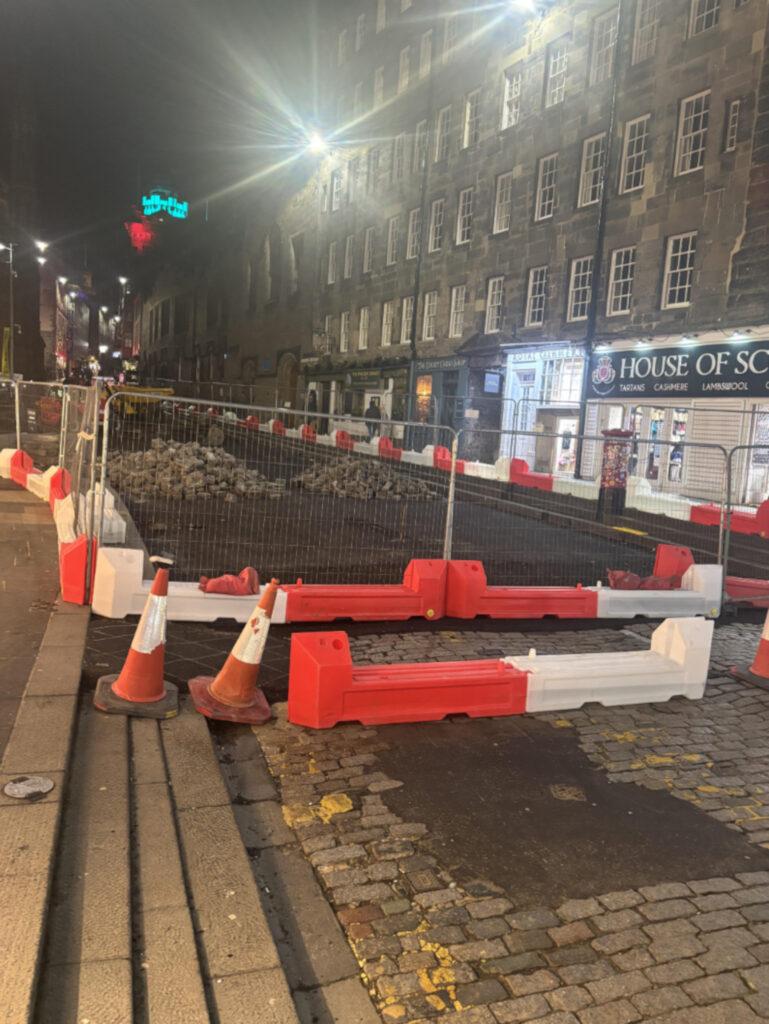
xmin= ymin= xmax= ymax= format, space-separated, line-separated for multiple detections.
xmin=0 ymin=596 xmax=90 ymax=1024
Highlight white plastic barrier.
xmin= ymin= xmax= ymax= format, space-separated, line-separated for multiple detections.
xmin=552 ymin=477 xmax=600 ymax=500
xmin=0 ymin=448 xmax=18 ymax=479
xmin=463 ymin=461 xmax=497 ymax=481
xmin=26 ymin=465 xmax=58 ymax=502
xmin=400 ymin=450 xmax=433 ymax=467
xmin=80 ymin=486 xmax=127 ymax=545
xmin=596 ymin=563 xmax=722 ymax=619
xmin=625 ymin=477 xmax=693 ymax=521
xmin=505 ymin=617 xmax=713 ymax=713
xmin=91 ymin=546 xmax=289 ymax=623
xmin=53 ymin=494 xmax=78 ymax=545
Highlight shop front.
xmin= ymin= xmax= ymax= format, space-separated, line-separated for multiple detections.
xmin=503 ymin=343 xmax=586 ymax=473
xmin=586 ymin=336 xmax=769 ymax=502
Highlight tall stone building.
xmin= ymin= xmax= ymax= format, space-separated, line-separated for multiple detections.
xmin=141 ymin=0 xmax=769 ymax=482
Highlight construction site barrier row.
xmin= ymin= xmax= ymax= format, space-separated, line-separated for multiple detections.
xmin=90 ymin=548 xmax=724 ymax=624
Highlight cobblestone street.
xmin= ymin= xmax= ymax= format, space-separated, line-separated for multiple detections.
xmin=234 ymin=617 xmax=769 ymax=1023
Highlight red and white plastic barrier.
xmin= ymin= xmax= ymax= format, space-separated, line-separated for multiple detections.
xmin=287 ymin=617 xmax=713 ymax=729
xmin=91 ymin=544 xmax=722 ymax=623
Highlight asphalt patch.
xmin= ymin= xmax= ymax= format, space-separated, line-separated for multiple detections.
xmin=376 ymin=715 xmax=769 ymax=909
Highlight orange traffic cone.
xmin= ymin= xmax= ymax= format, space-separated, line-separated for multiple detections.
xmin=189 ymin=578 xmax=279 ymax=724
xmin=731 ymin=608 xmax=769 ymax=690
xmin=94 ymin=560 xmax=179 ymax=718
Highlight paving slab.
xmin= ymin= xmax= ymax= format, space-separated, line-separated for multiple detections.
xmin=140 ymin=905 xmax=210 ymax=1024
xmin=256 ymin=844 xmax=362 ymax=990
xmin=161 ymin=701 xmax=232 ymax=809
xmin=293 ymin=977 xmax=383 ymax=1024
xmin=212 ymin=967 xmax=300 ymax=1023
xmin=34 ymin=958 xmax=133 ymax=1024
xmin=1 ymin=693 xmax=79 ymax=774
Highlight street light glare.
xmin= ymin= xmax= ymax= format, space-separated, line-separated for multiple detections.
xmin=308 ymin=133 xmax=327 ymax=154
xmin=58 ymin=276 xmax=67 ymax=285
xmin=36 ymin=256 xmax=47 ymax=265
xmin=100 ymin=305 xmax=109 ymax=313
xmin=118 ymin=276 xmax=128 ymax=285
xmin=34 ymin=240 xmax=49 ymax=252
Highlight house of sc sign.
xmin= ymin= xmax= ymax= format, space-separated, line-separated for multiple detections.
xmin=141 ymin=190 xmax=189 ymax=220
xmin=588 ymin=343 xmax=769 ymax=399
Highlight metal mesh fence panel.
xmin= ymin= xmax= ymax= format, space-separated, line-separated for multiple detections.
xmin=59 ymin=385 xmax=99 ymax=533
xmin=449 ymin=429 xmax=728 ymax=587
xmin=724 ymin=445 xmax=769 ymax=587
xmin=0 ymin=379 xmax=15 ymax=443
xmin=101 ymin=395 xmax=455 ymax=584
xmin=16 ymin=381 xmax=65 ymax=468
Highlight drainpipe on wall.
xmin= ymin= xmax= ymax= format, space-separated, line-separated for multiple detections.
xmin=574 ymin=0 xmax=625 ymax=478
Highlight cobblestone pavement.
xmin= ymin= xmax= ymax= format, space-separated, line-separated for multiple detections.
xmin=249 ymin=618 xmax=769 ymax=1023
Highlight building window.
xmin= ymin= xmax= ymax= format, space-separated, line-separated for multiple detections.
xmin=327 ymin=242 xmax=337 ymax=285
xmin=578 ymin=133 xmax=606 ymax=207
xmin=535 ymin=153 xmax=558 ymax=221
xmin=541 ymin=356 xmax=584 ymax=403
xmin=344 ymin=235 xmax=354 ymax=279
xmin=374 ymin=67 xmax=384 ymax=107
xmin=463 ymin=89 xmax=482 ymax=149
xmin=545 ymin=45 xmax=568 ymax=108
xmin=525 ymin=266 xmax=548 ymax=327
xmin=366 ymin=147 xmax=380 ymax=193
xmin=356 ymin=13 xmax=366 ymax=50
xmin=340 ymin=310 xmax=350 ymax=352
xmin=386 ymin=216 xmax=399 ymax=264
xmin=567 ymin=256 xmax=594 ymax=321
xmin=358 ymin=306 xmax=369 ymax=350
xmin=401 ymin=295 xmax=415 ymax=343
xmin=420 ymin=30 xmax=432 ymax=78
xmin=353 ymin=82 xmax=364 ymax=118
xmin=443 ymin=15 xmax=457 ymax=62
xmin=590 ymin=9 xmax=618 ymax=86
xmin=662 ymin=232 xmax=697 ymax=308
xmin=435 ymin=105 xmax=451 ymax=161
xmin=429 ymin=198 xmax=444 ymax=251
xmin=485 ymin=276 xmax=504 ymax=333
xmin=620 ymin=115 xmax=650 ymax=193
xmin=690 ymin=0 xmax=720 ymax=35
xmin=407 ymin=208 xmax=421 ymax=259
xmin=398 ymin=47 xmax=410 ymax=93
xmin=376 ymin=0 xmax=386 ymax=32
xmin=331 ymin=169 xmax=344 ymax=211
xmin=456 ymin=187 xmax=473 ymax=245
xmin=324 ymin=314 xmax=333 ymax=346
xmin=337 ymin=29 xmax=347 ymax=66
xmin=493 ymin=172 xmax=513 ymax=234
xmin=607 ymin=246 xmax=636 ymax=315
xmin=363 ymin=227 xmax=375 ymax=272
xmin=449 ymin=285 xmax=466 ymax=337
xmin=381 ymin=301 xmax=394 ymax=347
xmin=422 ymin=291 xmax=438 ymax=340
xmin=724 ymin=99 xmax=740 ymax=152
xmin=632 ymin=0 xmax=660 ymax=63
xmin=501 ymin=69 xmax=521 ymax=130
xmin=675 ymin=91 xmax=710 ymax=175
xmin=414 ymin=120 xmax=428 ymax=172
xmin=393 ymin=133 xmax=406 ymax=181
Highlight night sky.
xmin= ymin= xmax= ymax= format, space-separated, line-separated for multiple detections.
xmin=6 ymin=0 xmax=318 ymax=276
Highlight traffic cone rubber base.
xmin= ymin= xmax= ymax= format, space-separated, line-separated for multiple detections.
xmin=730 ymin=664 xmax=769 ymax=691
xmin=189 ymin=675 xmax=271 ymax=725
xmin=94 ymin=674 xmax=180 ymax=719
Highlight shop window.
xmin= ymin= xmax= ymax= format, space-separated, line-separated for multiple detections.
xmin=540 ymin=356 xmax=584 ymax=404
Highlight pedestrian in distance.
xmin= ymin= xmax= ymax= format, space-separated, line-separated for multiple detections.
xmin=364 ymin=397 xmax=381 ymax=441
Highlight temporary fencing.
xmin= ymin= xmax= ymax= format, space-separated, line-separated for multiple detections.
xmin=5 ymin=374 xmax=769 ymax=614
xmin=98 ymin=395 xmax=457 ymax=586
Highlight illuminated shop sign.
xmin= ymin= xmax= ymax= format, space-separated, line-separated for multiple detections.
xmin=588 ymin=343 xmax=769 ymax=399
xmin=141 ymin=189 xmax=188 ymax=219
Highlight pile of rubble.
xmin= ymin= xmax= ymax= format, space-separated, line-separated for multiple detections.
xmin=293 ymin=458 xmax=439 ymax=501
xmin=107 ymin=439 xmax=285 ymax=502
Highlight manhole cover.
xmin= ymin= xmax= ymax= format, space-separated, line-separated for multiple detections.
xmin=4 ymin=775 xmax=55 ymax=800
